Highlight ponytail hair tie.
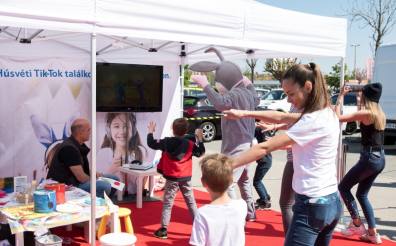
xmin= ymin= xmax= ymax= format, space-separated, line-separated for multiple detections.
xmin=308 ymin=62 xmax=316 ymax=70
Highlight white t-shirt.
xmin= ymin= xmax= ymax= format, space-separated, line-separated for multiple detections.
xmin=286 ymin=107 xmax=339 ymax=197
xmin=189 ymin=199 xmax=247 ymax=246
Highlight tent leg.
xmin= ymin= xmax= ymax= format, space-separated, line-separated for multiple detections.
xmin=90 ymin=32 xmax=97 ymax=246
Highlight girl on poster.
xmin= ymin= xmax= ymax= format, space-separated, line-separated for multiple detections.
xmin=98 ymin=112 xmax=147 ymax=194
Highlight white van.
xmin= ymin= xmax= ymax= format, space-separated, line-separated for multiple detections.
xmin=373 ymin=44 xmax=396 ymax=145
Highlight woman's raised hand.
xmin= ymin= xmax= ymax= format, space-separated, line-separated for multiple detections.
xmin=148 ymin=121 xmax=156 ymax=133
xmin=223 ymin=109 xmax=244 ymax=120
xmin=341 ymin=85 xmax=352 ymax=96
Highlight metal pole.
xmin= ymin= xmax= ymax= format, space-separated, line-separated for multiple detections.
xmin=351 ymin=44 xmax=360 ymax=79
xmin=180 ymin=43 xmax=186 ymax=118
xmin=338 ymin=57 xmax=349 ymax=226
xmin=90 ymin=32 xmax=97 ymax=246
xmin=337 ymin=57 xmax=345 ymax=182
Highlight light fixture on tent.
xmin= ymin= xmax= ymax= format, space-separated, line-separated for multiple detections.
xmin=246 ymin=49 xmax=255 ymax=59
xmin=19 ymin=29 xmax=44 ymax=44
xmin=180 ymin=43 xmax=187 ymax=65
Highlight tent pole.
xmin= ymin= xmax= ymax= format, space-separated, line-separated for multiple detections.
xmin=337 ymin=57 xmax=347 ymax=224
xmin=90 ymin=32 xmax=97 ymax=246
xmin=337 ymin=57 xmax=345 ymax=182
xmin=180 ymin=43 xmax=187 ymax=118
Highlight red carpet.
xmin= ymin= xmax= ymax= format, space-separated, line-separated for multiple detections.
xmin=53 ymin=189 xmax=396 ymax=245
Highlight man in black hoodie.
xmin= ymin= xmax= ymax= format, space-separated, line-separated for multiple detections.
xmin=147 ymin=118 xmax=205 ymax=239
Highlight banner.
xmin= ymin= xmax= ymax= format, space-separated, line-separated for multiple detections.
xmin=0 ymin=57 xmax=91 ymax=181
xmin=0 ymin=57 xmax=181 ymax=187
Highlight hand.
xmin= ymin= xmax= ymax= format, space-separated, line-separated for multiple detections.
xmin=341 ymin=85 xmax=351 ymax=96
xmin=242 ymin=76 xmax=252 ymax=86
xmin=195 ymin=129 xmax=203 ymax=141
xmin=256 ymin=121 xmax=275 ymax=132
xmin=223 ymin=109 xmax=244 ymax=120
xmin=148 ymin=121 xmax=156 ymax=133
xmin=191 ymin=74 xmax=209 ymax=88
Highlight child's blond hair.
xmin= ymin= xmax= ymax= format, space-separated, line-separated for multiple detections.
xmin=200 ymin=154 xmax=233 ymax=193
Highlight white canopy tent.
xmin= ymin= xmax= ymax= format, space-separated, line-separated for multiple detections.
xmin=0 ymin=0 xmax=347 ymax=244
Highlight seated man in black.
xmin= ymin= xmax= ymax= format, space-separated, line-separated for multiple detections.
xmin=47 ymin=118 xmax=118 ymax=198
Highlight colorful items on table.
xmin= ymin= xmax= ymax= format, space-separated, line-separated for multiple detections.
xmin=33 ymin=190 xmax=56 ymax=213
xmin=0 ymin=177 xmax=14 ymax=193
xmin=44 ymin=183 xmax=65 ymax=204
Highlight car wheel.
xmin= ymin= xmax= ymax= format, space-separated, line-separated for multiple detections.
xmin=344 ymin=121 xmax=358 ymax=135
xmin=200 ymin=121 xmax=216 ymax=142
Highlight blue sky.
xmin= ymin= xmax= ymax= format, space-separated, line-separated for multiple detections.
xmin=240 ymin=0 xmax=396 ymax=74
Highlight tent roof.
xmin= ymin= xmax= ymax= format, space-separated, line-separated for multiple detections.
xmin=0 ymin=0 xmax=347 ymax=59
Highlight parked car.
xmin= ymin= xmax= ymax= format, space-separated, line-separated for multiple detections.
xmin=183 ymin=96 xmax=222 ymax=142
xmin=331 ymin=93 xmax=359 ymax=135
xmin=266 ymin=96 xmax=291 ymax=112
xmin=258 ymin=88 xmax=286 ymax=109
xmin=255 ymin=88 xmax=270 ymax=98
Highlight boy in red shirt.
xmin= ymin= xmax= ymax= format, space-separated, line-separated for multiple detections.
xmin=147 ymin=118 xmax=205 ymax=239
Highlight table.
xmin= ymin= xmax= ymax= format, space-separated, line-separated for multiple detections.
xmin=118 ymin=167 xmax=158 ymax=208
xmin=0 ymin=187 xmax=116 ymax=246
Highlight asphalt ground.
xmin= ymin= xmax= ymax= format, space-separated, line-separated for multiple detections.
xmin=190 ymin=133 xmax=396 ymax=241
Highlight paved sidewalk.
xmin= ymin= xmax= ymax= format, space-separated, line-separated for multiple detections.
xmin=191 ymin=135 xmax=396 ymax=241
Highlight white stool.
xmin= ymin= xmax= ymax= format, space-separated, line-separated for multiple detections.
xmin=117 ymin=167 xmax=158 ymax=208
xmin=99 ymin=232 xmax=137 ymax=246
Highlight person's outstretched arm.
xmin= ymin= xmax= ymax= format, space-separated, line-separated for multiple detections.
xmin=335 ymin=86 xmax=369 ymax=123
xmin=224 ymin=109 xmax=300 ymax=125
xmin=233 ymin=133 xmax=294 ymax=169
xmin=146 ymin=121 xmax=166 ymax=151
xmin=191 ymin=74 xmax=234 ymax=111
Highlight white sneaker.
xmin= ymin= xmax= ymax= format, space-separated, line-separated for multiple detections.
xmin=360 ymin=233 xmax=382 ymax=244
xmin=341 ymin=222 xmax=366 ymax=237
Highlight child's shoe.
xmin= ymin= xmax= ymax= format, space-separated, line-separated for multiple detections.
xmin=341 ymin=221 xmax=366 ymax=237
xmin=360 ymin=233 xmax=382 ymax=244
xmin=154 ymin=227 xmax=168 ymax=239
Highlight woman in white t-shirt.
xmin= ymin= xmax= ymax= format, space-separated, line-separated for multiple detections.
xmin=224 ymin=63 xmax=342 ymax=246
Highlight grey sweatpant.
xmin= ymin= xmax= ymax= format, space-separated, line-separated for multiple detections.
xmin=161 ymin=179 xmax=197 ymax=227
xmin=227 ymin=143 xmax=256 ymax=220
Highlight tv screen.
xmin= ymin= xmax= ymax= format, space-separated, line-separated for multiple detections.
xmin=96 ymin=62 xmax=163 ymax=112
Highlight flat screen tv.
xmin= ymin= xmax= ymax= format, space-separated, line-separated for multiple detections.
xmin=96 ymin=62 xmax=163 ymax=112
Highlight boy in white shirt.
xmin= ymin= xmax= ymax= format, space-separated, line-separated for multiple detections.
xmin=190 ymin=154 xmax=247 ymax=246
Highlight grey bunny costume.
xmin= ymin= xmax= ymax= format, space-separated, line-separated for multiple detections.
xmin=190 ymin=48 xmax=259 ymax=220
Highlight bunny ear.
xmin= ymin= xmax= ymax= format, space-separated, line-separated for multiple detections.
xmin=204 ymin=47 xmax=224 ymax=61
xmin=30 ymin=115 xmax=57 ymax=148
xmin=62 ymin=115 xmax=78 ymax=139
xmin=189 ymin=61 xmax=219 ymax=72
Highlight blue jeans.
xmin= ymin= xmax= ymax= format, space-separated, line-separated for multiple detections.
xmin=338 ymin=148 xmax=385 ymax=228
xmin=78 ymin=174 xmax=119 ymax=198
xmin=253 ymin=154 xmax=272 ymax=202
xmin=285 ymin=192 xmax=342 ymax=246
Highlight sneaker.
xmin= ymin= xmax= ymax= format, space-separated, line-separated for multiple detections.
xmin=154 ymin=227 xmax=168 ymax=239
xmin=341 ymin=222 xmax=366 ymax=237
xmin=255 ymin=199 xmax=271 ymax=210
xmin=360 ymin=233 xmax=382 ymax=244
